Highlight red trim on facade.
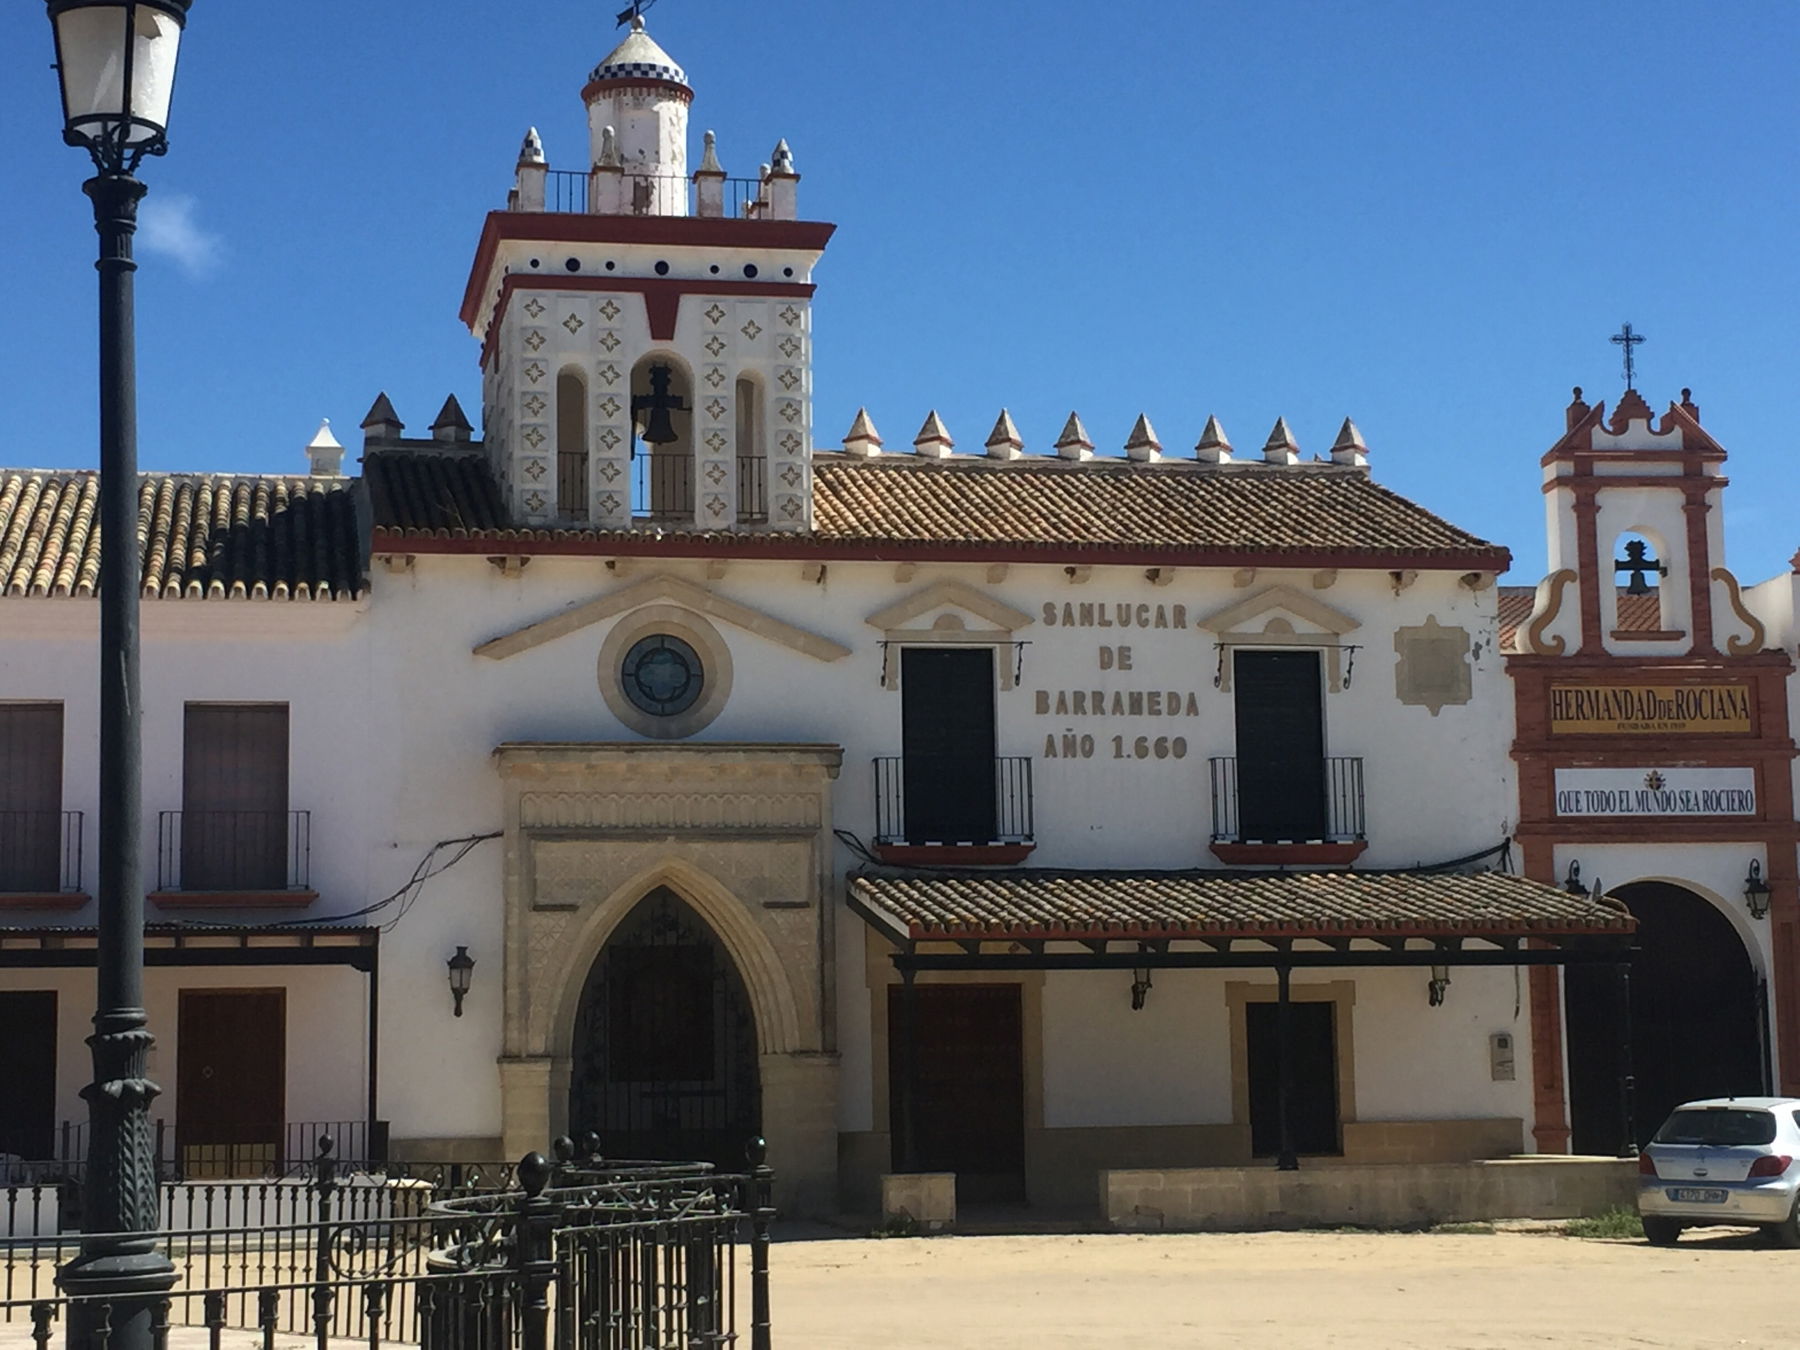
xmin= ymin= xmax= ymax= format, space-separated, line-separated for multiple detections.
xmin=480 ymin=274 xmax=818 ymax=362
xmin=1517 ymin=840 xmax=1572 ymax=1152
xmin=1684 ymin=484 xmax=1717 ymax=654
xmin=148 ymin=890 xmax=320 ymax=909
xmin=873 ymin=843 xmax=1037 ymax=866
xmin=0 ymin=893 xmax=89 ymax=911
xmin=1572 ymin=484 xmax=1602 ymax=652
xmin=373 ymin=529 xmax=1510 ymax=573
xmin=1208 ymin=841 xmax=1370 ymax=866
xmin=462 ymin=211 xmax=837 ymax=327
xmin=1608 ymin=629 xmax=1686 ymax=642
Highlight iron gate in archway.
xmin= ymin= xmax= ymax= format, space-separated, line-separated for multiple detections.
xmin=570 ymin=887 xmax=761 ymax=1167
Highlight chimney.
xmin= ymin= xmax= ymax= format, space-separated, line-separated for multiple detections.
xmin=305 ymin=420 xmax=345 ymax=478
xmin=1124 ymin=414 xmax=1162 ymax=463
xmin=1261 ymin=417 xmax=1301 ymax=466
xmin=985 ymin=410 xmax=1024 ymax=461
xmin=360 ymin=393 xmax=404 ymax=448
xmin=913 ymin=411 xmax=954 ymax=460
xmin=1194 ymin=415 xmax=1232 ymax=464
xmin=431 ymin=395 xmax=474 ymax=444
xmin=1054 ymin=412 xmax=1094 ymax=461
xmin=842 ymin=407 xmax=883 ymax=458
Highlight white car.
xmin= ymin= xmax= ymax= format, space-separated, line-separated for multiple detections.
xmin=1638 ymin=1097 xmax=1800 ymax=1246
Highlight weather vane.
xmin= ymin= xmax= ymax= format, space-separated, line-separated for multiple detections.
xmin=1610 ymin=322 xmax=1646 ymax=390
xmin=615 ymin=0 xmax=661 ymax=25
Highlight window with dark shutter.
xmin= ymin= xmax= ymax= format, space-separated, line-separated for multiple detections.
xmin=0 ymin=703 xmax=64 ymax=892
xmin=900 ymin=648 xmax=998 ymax=844
xmin=181 ymin=704 xmax=289 ymax=890
xmin=1232 ymin=651 xmax=1327 ymax=842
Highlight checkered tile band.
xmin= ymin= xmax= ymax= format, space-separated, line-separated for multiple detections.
xmin=588 ymin=59 xmax=688 ymax=87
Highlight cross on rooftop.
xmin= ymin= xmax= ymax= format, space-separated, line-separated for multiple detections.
xmin=1611 ymin=322 xmax=1646 ymax=390
xmin=615 ymin=0 xmax=661 ymax=26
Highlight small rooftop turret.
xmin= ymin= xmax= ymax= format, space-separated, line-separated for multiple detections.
xmin=842 ymin=408 xmax=883 ymax=458
xmin=1329 ymin=417 xmax=1369 ymax=469
xmin=914 ymin=411 xmax=954 ymax=460
xmin=1194 ymin=415 xmax=1232 ymax=464
xmin=1054 ymin=413 xmax=1094 ymax=461
xmin=361 ymin=393 xmax=404 ymax=447
xmin=985 ymin=410 xmax=1024 ymax=461
xmin=1125 ymin=414 xmax=1163 ymax=463
xmin=1261 ymin=417 xmax=1301 ymax=466
xmin=305 ymin=420 xmax=344 ymax=478
xmin=432 ymin=395 xmax=475 ymax=444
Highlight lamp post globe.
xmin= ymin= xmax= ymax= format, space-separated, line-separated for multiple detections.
xmin=45 ymin=4 xmax=191 ymax=1349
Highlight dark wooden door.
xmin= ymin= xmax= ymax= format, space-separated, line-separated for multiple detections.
xmin=177 ymin=989 xmax=285 ymax=1177
xmin=569 ymin=889 xmax=761 ymax=1170
xmin=1233 ymin=651 xmax=1326 ymax=841
xmin=0 ymin=703 xmax=64 ymax=892
xmin=1567 ymin=882 xmax=1763 ymax=1152
xmin=1247 ymin=1001 xmax=1340 ymax=1156
xmin=0 ymin=991 xmax=57 ymax=1159
xmin=888 ymin=984 xmax=1025 ymax=1201
xmin=900 ymin=649 xmax=997 ymax=844
xmin=182 ymin=704 xmax=288 ymax=890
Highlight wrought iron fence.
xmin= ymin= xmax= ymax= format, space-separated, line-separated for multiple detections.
xmin=542 ymin=170 xmax=771 ymax=220
xmin=0 ymin=811 xmax=82 ymax=894
xmin=633 ymin=453 xmax=694 ymax=525
xmin=156 ymin=810 xmax=310 ymax=892
xmin=1 ymin=1134 xmax=772 ymax=1349
xmin=736 ymin=455 xmax=768 ymax=525
xmin=1208 ymin=756 xmax=1365 ymax=843
xmin=872 ymin=756 xmax=1035 ymax=847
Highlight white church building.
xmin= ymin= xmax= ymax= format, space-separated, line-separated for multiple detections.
xmin=0 ymin=18 xmax=1635 ymax=1217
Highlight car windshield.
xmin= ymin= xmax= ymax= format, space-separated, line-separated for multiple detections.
xmin=1654 ymin=1109 xmax=1776 ymax=1146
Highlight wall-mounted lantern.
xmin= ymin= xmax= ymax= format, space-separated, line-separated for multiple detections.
xmin=1427 ymin=963 xmax=1451 ymax=1008
xmin=1129 ymin=965 xmax=1153 ymax=1012
xmin=447 ymin=946 xmax=476 ymax=1017
xmin=1745 ymin=861 xmax=1771 ymax=921
xmin=1564 ymin=861 xmax=1588 ymax=897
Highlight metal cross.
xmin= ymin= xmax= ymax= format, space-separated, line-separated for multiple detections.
xmin=1611 ymin=322 xmax=1646 ymax=389
xmin=615 ymin=0 xmax=660 ymax=26
xmin=1614 ymin=538 xmax=1666 ymax=596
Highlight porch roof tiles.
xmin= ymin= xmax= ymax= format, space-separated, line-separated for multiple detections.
xmin=848 ymin=868 xmax=1634 ymax=943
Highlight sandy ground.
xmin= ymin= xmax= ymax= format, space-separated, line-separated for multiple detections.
xmin=764 ymin=1227 xmax=1794 ymax=1349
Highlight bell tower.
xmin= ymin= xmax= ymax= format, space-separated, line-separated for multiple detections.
xmin=460 ymin=16 xmax=834 ymax=533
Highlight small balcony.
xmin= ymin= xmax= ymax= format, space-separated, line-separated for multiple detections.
xmin=872 ymin=756 xmax=1035 ymax=865
xmin=153 ymin=810 xmax=315 ymax=906
xmin=542 ymin=169 xmax=776 ymax=219
xmin=0 ymin=810 xmax=85 ymax=906
xmin=1208 ymin=756 xmax=1367 ymax=865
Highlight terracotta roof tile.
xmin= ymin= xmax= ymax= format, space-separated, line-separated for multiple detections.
xmin=0 ymin=471 xmax=365 ymax=602
xmin=849 ymin=869 xmax=1633 ymax=942
xmin=367 ymin=449 xmax=1508 ymax=564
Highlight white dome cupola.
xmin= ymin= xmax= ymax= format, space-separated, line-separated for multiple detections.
xmin=582 ymin=16 xmax=692 ymax=214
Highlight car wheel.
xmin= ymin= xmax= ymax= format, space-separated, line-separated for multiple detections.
xmin=1765 ymin=1202 xmax=1800 ymax=1249
xmin=1642 ymin=1217 xmax=1682 ymax=1247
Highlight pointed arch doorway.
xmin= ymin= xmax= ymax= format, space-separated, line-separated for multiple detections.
xmin=1566 ymin=881 xmax=1765 ymax=1153
xmin=569 ymin=887 xmax=762 ymax=1167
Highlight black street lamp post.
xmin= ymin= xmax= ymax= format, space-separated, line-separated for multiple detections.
xmin=44 ymin=4 xmax=191 ymax=1348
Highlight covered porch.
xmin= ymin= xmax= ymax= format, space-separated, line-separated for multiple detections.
xmin=847 ymin=863 xmax=1638 ymax=1223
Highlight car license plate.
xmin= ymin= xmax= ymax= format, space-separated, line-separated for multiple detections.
xmin=1668 ymin=1187 xmax=1728 ymax=1203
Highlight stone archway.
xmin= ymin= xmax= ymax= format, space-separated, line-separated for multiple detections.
xmin=1566 ymin=880 xmax=1764 ymax=1152
xmin=569 ymin=886 xmax=761 ymax=1168
xmin=493 ymin=742 xmax=843 ymax=1212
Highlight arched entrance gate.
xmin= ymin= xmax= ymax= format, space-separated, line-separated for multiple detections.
xmin=569 ymin=887 xmax=762 ymax=1168
xmin=1567 ymin=881 xmax=1766 ymax=1153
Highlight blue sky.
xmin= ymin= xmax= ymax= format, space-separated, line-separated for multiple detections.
xmin=3 ymin=1 xmax=1797 ymax=581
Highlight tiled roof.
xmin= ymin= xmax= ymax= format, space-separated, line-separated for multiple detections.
xmin=848 ymin=869 xmax=1634 ymax=942
xmin=1498 ymin=584 xmax=1662 ymax=652
xmin=0 ymin=471 xmax=365 ymax=601
xmin=367 ymin=449 xmax=1508 ymax=565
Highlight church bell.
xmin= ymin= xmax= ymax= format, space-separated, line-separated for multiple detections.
xmin=635 ymin=363 xmax=686 ymax=446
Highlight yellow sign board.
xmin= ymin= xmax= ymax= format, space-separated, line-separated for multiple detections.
xmin=1550 ymin=684 xmax=1753 ymax=736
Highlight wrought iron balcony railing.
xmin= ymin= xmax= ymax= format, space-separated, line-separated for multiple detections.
xmin=737 ymin=454 xmax=769 ymax=524
xmin=1209 ymin=756 xmax=1365 ymax=844
xmin=634 ymin=451 xmax=695 ymax=524
xmin=0 ymin=810 xmax=83 ymax=894
xmin=544 ymin=168 xmax=772 ymax=218
xmin=156 ymin=810 xmax=311 ymax=893
xmin=873 ymin=756 xmax=1034 ymax=847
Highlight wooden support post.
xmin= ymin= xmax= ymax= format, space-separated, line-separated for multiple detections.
xmin=1276 ymin=963 xmax=1298 ymax=1172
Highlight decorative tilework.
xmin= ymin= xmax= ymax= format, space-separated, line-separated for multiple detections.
xmin=704 ymin=303 xmax=726 ymax=325
xmin=598 ymin=428 xmax=622 ymax=452
xmin=523 ymin=393 xmax=547 ymax=418
xmin=740 ymin=320 xmax=763 ymax=341
xmin=779 ymin=335 xmax=802 ymax=359
xmin=779 ymin=431 xmax=802 ymax=455
xmin=522 ymin=458 xmax=548 ymax=482
xmin=523 ymin=427 xmax=547 ymax=450
xmin=598 ymin=395 xmax=621 ymax=418
xmin=599 ymin=299 xmax=622 ymax=321
xmin=563 ymin=313 xmax=585 ymax=335
xmin=778 ymin=495 xmax=802 ymax=520
xmin=598 ymin=331 xmax=622 ymax=352
xmin=524 ymin=329 xmax=547 ymax=352
xmin=704 ymin=430 xmax=728 ymax=453
xmin=524 ymin=299 xmax=546 ymax=319
xmin=596 ymin=492 xmax=622 ymax=516
xmin=704 ymin=494 xmax=728 ymax=518
xmin=704 ymin=335 xmax=727 ymax=358
xmin=705 ymin=398 xmax=727 ymax=420
xmin=704 ymin=461 xmax=728 ymax=486
xmin=524 ymin=490 xmax=548 ymax=514
xmin=524 ymin=362 xmax=546 ymax=384
xmin=778 ymin=368 xmax=801 ymax=392
xmin=597 ymin=363 xmax=621 ymax=387
xmin=778 ymin=400 xmax=802 ymax=423
xmin=779 ymin=463 xmax=803 ymax=488
xmin=703 ymin=366 xmax=727 ymax=389
xmin=779 ymin=305 xmax=801 ymax=327
xmin=597 ymin=460 xmax=622 ymax=483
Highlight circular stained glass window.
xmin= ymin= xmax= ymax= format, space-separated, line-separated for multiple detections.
xmin=621 ymin=634 xmax=704 ymax=717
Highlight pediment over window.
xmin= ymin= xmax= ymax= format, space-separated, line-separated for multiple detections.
xmin=865 ymin=580 xmax=1035 ymax=690
xmin=473 ymin=572 xmax=850 ymax=663
xmin=1197 ymin=584 xmax=1361 ymax=693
